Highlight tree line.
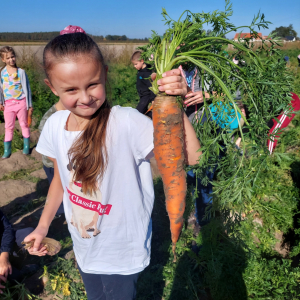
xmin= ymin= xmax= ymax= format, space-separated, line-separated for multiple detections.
xmin=0 ymin=32 xmax=149 ymax=43
xmin=270 ymin=24 xmax=298 ymax=38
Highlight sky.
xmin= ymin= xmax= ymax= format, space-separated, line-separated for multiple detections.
xmin=0 ymin=0 xmax=299 ymax=39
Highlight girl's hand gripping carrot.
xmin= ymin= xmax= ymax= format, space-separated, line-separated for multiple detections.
xmin=151 ymin=69 xmax=187 ymax=97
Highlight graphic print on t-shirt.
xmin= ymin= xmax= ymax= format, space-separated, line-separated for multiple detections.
xmin=66 ymin=162 xmax=112 ymax=239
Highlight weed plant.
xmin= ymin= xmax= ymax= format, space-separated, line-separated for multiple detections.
xmin=1 ymin=280 xmax=40 ymax=300
xmin=44 ymin=258 xmax=87 ymax=300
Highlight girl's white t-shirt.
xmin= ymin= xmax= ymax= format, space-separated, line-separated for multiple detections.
xmin=36 ymin=106 xmax=154 ymax=275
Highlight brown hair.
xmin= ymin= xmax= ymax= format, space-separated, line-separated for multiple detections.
xmin=236 ymin=101 xmax=245 ymax=110
xmin=131 ymin=50 xmax=142 ymax=61
xmin=43 ymin=33 xmax=111 ymax=195
xmin=0 ymin=46 xmax=17 ymax=71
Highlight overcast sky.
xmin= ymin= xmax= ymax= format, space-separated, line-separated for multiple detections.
xmin=0 ymin=0 xmax=299 ymax=39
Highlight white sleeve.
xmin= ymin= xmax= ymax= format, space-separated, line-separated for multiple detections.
xmin=36 ymin=117 xmax=56 ymax=159
xmin=128 ymin=108 xmax=154 ymax=163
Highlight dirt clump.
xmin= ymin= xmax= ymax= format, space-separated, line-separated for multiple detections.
xmin=0 ymin=180 xmax=37 ymax=213
xmin=0 ymin=149 xmax=42 ymax=179
xmin=30 ymin=130 xmax=40 ymax=143
xmin=31 ymin=168 xmax=47 ymax=180
xmin=31 ymin=147 xmax=42 ymax=161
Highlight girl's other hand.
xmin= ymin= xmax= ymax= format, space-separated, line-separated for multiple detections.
xmin=0 ymin=253 xmax=12 ymax=277
xmin=23 ymin=226 xmax=49 ymax=256
xmin=184 ymin=91 xmax=211 ymax=107
xmin=28 ymin=107 xmax=33 ymax=112
xmin=0 ymin=105 xmax=4 ymax=111
xmin=184 ymin=91 xmax=204 ymax=106
xmin=151 ymin=69 xmax=187 ymax=97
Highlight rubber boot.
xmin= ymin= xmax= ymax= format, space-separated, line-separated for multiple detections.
xmin=23 ymin=137 xmax=30 ymax=155
xmin=2 ymin=141 xmax=12 ymax=159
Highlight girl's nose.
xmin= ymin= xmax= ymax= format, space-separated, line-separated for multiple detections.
xmin=80 ymin=91 xmax=92 ymax=104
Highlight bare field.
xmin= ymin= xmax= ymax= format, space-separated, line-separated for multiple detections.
xmin=227 ymin=40 xmax=300 ymax=51
xmin=3 ymin=43 xmax=146 ymax=61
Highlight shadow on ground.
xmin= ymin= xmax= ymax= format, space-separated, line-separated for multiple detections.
xmin=136 ymin=179 xmax=248 ymax=300
xmin=2 ymin=177 xmax=72 ymax=297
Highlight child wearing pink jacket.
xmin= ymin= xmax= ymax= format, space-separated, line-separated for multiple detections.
xmin=0 ymin=46 xmax=33 ymax=158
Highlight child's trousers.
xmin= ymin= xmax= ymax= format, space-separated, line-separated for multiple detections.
xmin=3 ymin=98 xmax=30 ymax=141
xmin=78 ymin=265 xmax=140 ymax=300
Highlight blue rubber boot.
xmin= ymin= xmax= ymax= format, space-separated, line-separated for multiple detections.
xmin=23 ymin=137 xmax=30 ymax=155
xmin=2 ymin=141 xmax=12 ymax=159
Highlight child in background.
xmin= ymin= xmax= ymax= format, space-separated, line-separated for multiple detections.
xmin=179 ymin=65 xmax=211 ymax=122
xmin=0 ymin=209 xmax=35 ymax=295
xmin=38 ymin=100 xmax=65 ymax=215
xmin=131 ymin=51 xmax=155 ymax=118
xmin=298 ymin=54 xmax=300 ymax=67
xmin=267 ymin=92 xmax=300 ymax=154
xmin=179 ymin=64 xmax=211 ymax=228
xmin=24 ymin=26 xmax=200 ymax=299
xmin=0 ymin=46 xmax=33 ymax=158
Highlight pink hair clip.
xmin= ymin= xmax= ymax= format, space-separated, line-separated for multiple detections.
xmin=60 ymin=25 xmax=86 ymax=35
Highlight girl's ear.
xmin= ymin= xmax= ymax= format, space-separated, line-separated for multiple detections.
xmin=44 ymin=79 xmax=59 ymax=96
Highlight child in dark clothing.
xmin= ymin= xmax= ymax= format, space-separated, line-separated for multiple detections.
xmin=131 ymin=51 xmax=155 ymax=118
xmin=0 ymin=209 xmax=34 ymax=294
xmin=0 ymin=210 xmax=14 ymax=284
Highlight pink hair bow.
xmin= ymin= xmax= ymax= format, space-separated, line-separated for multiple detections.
xmin=60 ymin=25 xmax=86 ymax=35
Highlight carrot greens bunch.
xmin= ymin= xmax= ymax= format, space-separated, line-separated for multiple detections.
xmin=140 ymin=1 xmax=300 ymax=298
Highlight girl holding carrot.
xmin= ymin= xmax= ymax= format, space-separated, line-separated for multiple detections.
xmin=24 ymin=26 xmax=200 ymax=300
xmin=0 ymin=46 xmax=33 ymax=158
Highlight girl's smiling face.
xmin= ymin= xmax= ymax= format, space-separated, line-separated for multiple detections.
xmin=45 ymin=57 xmax=107 ymax=122
xmin=1 ymin=52 xmax=16 ymax=67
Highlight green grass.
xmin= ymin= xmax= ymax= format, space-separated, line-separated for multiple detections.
xmin=107 ymin=64 xmax=139 ymax=108
xmin=0 ymin=165 xmax=43 ymax=182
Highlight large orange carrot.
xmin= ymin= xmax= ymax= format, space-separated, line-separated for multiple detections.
xmin=153 ymin=95 xmax=186 ymax=261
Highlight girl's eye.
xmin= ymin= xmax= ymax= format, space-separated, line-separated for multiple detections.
xmin=66 ymin=88 xmax=76 ymax=92
xmin=89 ymin=83 xmax=99 ymax=88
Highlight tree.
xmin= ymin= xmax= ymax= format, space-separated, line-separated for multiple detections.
xmin=271 ymin=24 xmax=297 ymax=38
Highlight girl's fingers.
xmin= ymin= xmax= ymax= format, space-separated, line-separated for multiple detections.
xmin=158 ymin=81 xmax=183 ymax=92
xmin=185 ymin=92 xmax=197 ymax=97
xmin=28 ymin=245 xmax=48 ymax=256
xmin=24 ymin=233 xmax=43 ymax=252
xmin=186 ymin=100 xmax=201 ymax=106
xmin=185 ymin=95 xmax=203 ymax=104
xmin=162 ymin=69 xmax=181 ymax=77
xmin=157 ymin=76 xmax=182 ymax=86
xmin=165 ymin=89 xmax=186 ymax=96
xmin=158 ymin=77 xmax=187 ymax=96
xmin=151 ymin=73 xmax=156 ymax=81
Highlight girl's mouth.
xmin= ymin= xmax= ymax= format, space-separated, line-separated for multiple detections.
xmin=77 ymin=101 xmax=96 ymax=109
